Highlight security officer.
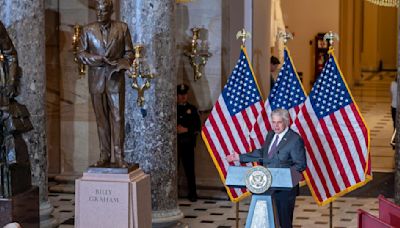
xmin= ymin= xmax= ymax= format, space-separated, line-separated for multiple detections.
xmin=177 ymin=84 xmax=201 ymax=202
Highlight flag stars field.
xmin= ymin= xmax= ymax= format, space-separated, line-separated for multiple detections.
xmin=202 ymin=47 xmax=264 ymax=201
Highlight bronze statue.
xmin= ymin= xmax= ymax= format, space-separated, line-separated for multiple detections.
xmin=77 ymin=0 xmax=134 ymax=168
xmin=0 ymin=20 xmax=33 ymax=198
xmin=0 ymin=21 xmax=18 ymax=101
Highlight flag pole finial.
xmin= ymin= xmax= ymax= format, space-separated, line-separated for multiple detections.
xmin=277 ymin=30 xmax=293 ymax=45
xmin=236 ymin=29 xmax=251 ymax=47
xmin=323 ymin=31 xmax=339 ymax=51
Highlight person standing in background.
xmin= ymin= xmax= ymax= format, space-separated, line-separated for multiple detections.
xmin=177 ymin=84 xmax=201 ymax=202
xmin=390 ymin=77 xmax=397 ymax=148
xmin=270 ymin=55 xmax=281 ymax=90
xmin=391 ymin=77 xmax=397 ymax=129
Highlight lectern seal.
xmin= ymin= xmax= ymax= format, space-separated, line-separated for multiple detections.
xmin=245 ymin=166 xmax=272 ymax=194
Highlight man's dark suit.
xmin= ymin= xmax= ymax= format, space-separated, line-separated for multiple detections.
xmin=177 ymin=101 xmax=201 ymax=201
xmin=240 ymin=128 xmax=306 ymax=228
xmin=77 ymin=20 xmax=133 ymax=163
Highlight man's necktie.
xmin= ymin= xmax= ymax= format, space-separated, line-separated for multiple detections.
xmin=268 ymin=135 xmax=279 ymax=159
xmin=101 ymin=26 xmax=109 ymax=46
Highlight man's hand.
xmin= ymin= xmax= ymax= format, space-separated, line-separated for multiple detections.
xmin=103 ymin=57 xmax=117 ymax=66
xmin=79 ymin=53 xmax=104 ymax=66
xmin=226 ymin=151 xmax=240 ymax=162
xmin=5 ymin=84 xmax=17 ymax=98
xmin=104 ymin=58 xmax=130 ymax=72
xmin=177 ymin=124 xmax=188 ymax=134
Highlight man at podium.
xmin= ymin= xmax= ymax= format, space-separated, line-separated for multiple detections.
xmin=227 ymin=108 xmax=306 ymax=228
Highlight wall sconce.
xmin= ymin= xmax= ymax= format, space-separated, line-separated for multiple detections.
xmin=184 ymin=27 xmax=212 ymax=81
xmin=128 ymin=44 xmax=154 ymax=107
xmin=71 ymin=24 xmax=86 ymax=76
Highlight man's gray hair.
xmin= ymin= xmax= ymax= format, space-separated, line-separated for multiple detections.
xmin=271 ymin=108 xmax=290 ymax=126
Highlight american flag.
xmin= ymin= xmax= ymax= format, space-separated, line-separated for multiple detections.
xmin=293 ymin=51 xmax=371 ymax=206
xmin=202 ymin=47 xmax=263 ymax=202
xmin=250 ymin=47 xmax=307 ymax=149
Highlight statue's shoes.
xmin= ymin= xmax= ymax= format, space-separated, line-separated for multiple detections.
xmin=93 ymin=160 xmax=110 ymax=167
xmin=115 ymin=159 xmax=129 ymax=168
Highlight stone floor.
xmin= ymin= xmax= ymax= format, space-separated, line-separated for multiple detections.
xmin=355 ymin=71 xmax=396 ymax=172
xmin=50 ymin=71 xmax=398 ymax=227
xmin=51 ymin=192 xmax=384 ymax=228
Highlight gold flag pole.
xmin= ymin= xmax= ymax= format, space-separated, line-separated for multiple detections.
xmin=236 ymin=202 xmax=239 ymax=228
xmin=233 ymin=28 xmax=251 ymax=228
xmin=323 ymin=31 xmax=339 ymax=228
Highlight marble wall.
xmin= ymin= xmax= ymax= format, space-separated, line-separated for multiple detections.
xmin=175 ymin=0 xmax=223 ymax=190
xmin=176 ymin=1 xmax=222 ymax=111
xmin=46 ymin=0 xmax=100 ymax=175
xmin=281 ymin=0 xmax=339 ymax=92
xmin=58 ymin=0 xmax=100 ymax=174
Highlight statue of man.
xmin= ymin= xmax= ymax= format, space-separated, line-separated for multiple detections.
xmin=0 ymin=20 xmax=33 ymax=198
xmin=77 ymin=0 xmax=134 ymax=167
xmin=0 ymin=21 xmax=18 ymax=102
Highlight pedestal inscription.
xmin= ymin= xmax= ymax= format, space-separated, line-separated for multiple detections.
xmin=77 ymin=181 xmax=129 ymax=228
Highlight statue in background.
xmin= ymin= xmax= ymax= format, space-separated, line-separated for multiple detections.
xmin=77 ymin=0 xmax=134 ymax=168
xmin=0 ymin=20 xmax=33 ymax=198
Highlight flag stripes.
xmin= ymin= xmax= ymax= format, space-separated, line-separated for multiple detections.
xmin=293 ymin=50 xmax=371 ymax=205
xmin=202 ymin=47 xmax=263 ymax=202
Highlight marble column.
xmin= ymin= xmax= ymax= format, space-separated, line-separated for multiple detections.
xmin=0 ymin=0 xmax=56 ymax=227
xmin=395 ymin=5 xmax=400 ymax=205
xmin=120 ymin=0 xmax=181 ymax=227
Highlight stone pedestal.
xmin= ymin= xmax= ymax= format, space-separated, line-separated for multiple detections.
xmin=75 ymin=168 xmax=151 ymax=228
xmin=0 ymin=186 xmax=39 ymax=228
